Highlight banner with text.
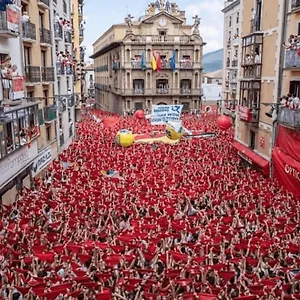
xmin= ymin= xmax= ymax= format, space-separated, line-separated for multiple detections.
xmin=31 ymin=146 xmax=52 ymax=177
xmin=151 ymin=105 xmax=183 ymax=125
xmin=6 ymin=5 xmax=20 ymax=33
xmin=272 ymin=147 xmax=300 ymax=197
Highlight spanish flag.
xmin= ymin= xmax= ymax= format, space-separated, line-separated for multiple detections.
xmin=151 ymin=51 xmax=157 ymax=71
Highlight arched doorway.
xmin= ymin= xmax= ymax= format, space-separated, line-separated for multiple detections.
xmin=157 ymin=102 xmax=167 ymax=105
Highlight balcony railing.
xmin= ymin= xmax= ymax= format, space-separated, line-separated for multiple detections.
xmin=180 ymin=61 xmax=193 ymax=69
xmin=291 ymin=0 xmax=300 ymax=10
xmin=133 ymin=88 xmax=144 ymax=94
xmin=40 ymin=28 xmax=52 ymax=44
xmin=156 ymin=88 xmax=169 ymax=94
xmin=180 ymin=88 xmax=192 ymax=94
xmin=278 ymin=107 xmax=300 ymax=129
xmin=284 ymin=49 xmax=300 ymax=69
xmin=131 ymin=61 xmax=142 ymax=69
xmin=22 ymin=22 xmax=36 ymax=41
xmin=54 ymin=23 xmax=63 ymax=39
xmin=250 ymin=17 xmax=261 ymax=33
xmin=38 ymin=0 xmax=50 ymax=7
xmin=58 ymin=98 xmax=67 ymax=113
xmin=42 ymin=67 xmax=55 ymax=82
xmin=56 ymin=62 xmax=73 ymax=75
xmin=243 ymin=64 xmax=262 ymax=78
xmin=44 ymin=105 xmax=56 ymax=123
xmin=0 ymin=10 xmax=19 ymax=36
xmin=25 ymin=66 xmax=41 ymax=83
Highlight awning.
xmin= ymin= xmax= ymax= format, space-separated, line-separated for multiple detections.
xmin=232 ymin=141 xmax=269 ymax=176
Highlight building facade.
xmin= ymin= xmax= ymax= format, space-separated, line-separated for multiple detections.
xmin=0 ymin=0 xmax=59 ymax=205
xmin=84 ymin=64 xmax=95 ymax=98
xmin=233 ymin=0 xmax=285 ymax=176
xmin=222 ymin=0 xmax=241 ymax=116
xmin=51 ymin=0 xmax=76 ymax=152
xmin=91 ymin=1 xmax=204 ymax=114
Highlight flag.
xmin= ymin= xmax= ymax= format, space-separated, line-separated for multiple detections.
xmin=170 ymin=50 xmax=176 ymax=71
xmin=151 ymin=51 xmax=157 ymax=71
xmin=156 ymin=52 xmax=161 ymax=72
xmin=62 ymin=162 xmax=75 ymax=169
xmin=141 ymin=51 xmax=146 ymax=71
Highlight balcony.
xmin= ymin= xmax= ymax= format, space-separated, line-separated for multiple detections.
xmin=250 ymin=17 xmax=261 ymax=33
xmin=64 ymin=31 xmax=72 ymax=44
xmin=22 ymin=22 xmax=36 ymax=41
xmin=284 ymin=49 xmax=300 ymax=69
xmin=25 ymin=66 xmax=41 ymax=83
xmin=54 ymin=23 xmax=63 ymax=40
xmin=40 ymin=28 xmax=52 ymax=45
xmin=291 ymin=0 xmax=300 ymax=11
xmin=131 ymin=61 xmax=142 ymax=69
xmin=0 ymin=10 xmax=19 ymax=38
xmin=161 ymin=60 xmax=171 ymax=69
xmin=278 ymin=107 xmax=300 ymax=129
xmin=58 ymin=98 xmax=67 ymax=113
xmin=44 ymin=105 xmax=56 ymax=123
xmin=180 ymin=61 xmax=193 ymax=69
xmin=232 ymin=37 xmax=240 ymax=47
xmin=38 ymin=0 xmax=50 ymax=8
xmin=156 ymin=88 xmax=169 ymax=94
xmin=42 ymin=67 xmax=55 ymax=82
xmin=238 ymin=106 xmax=259 ymax=124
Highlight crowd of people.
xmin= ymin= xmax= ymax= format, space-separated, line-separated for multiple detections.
xmin=0 ymin=110 xmax=299 ymax=300
xmin=280 ymin=94 xmax=300 ymax=110
xmin=56 ymin=51 xmax=74 ymax=76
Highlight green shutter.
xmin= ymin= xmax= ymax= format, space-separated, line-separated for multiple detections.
xmin=38 ymin=109 xmax=45 ymax=125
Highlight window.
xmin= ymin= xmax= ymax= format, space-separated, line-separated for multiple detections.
xmin=159 ymin=30 xmax=166 ymax=36
xmin=27 ymin=91 xmax=34 ymax=98
xmin=236 ymin=12 xmax=239 ymax=24
xmin=63 ymin=0 xmax=67 ymax=14
xmin=67 ymin=78 xmax=70 ymax=91
xmin=39 ymin=13 xmax=44 ymax=29
xmin=46 ymin=126 xmax=51 ymax=141
xmin=135 ymin=102 xmax=143 ymax=110
xmin=41 ymin=50 xmax=46 ymax=67
xmin=298 ymin=23 xmax=300 ymax=36
xmin=182 ymin=102 xmax=190 ymax=112
xmin=89 ymin=74 xmax=93 ymax=81
xmin=229 ymin=16 xmax=232 ymax=27
xmin=250 ymin=130 xmax=256 ymax=149
xmin=24 ymin=47 xmax=31 ymax=66
xmin=43 ymin=90 xmax=48 ymax=106
xmin=236 ymin=28 xmax=239 ymax=37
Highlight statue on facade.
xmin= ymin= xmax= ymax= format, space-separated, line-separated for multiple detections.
xmin=171 ymin=3 xmax=180 ymax=15
xmin=146 ymin=3 xmax=156 ymax=15
xmin=165 ymin=0 xmax=171 ymax=12
xmin=192 ymin=15 xmax=201 ymax=34
xmin=125 ymin=14 xmax=134 ymax=29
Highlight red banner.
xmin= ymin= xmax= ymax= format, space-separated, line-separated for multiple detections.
xmin=276 ymin=125 xmax=300 ymax=162
xmin=238 ymin=106 xmax=251 ymax=122
xmin=272 ymin=147 xmax=300 ymax=197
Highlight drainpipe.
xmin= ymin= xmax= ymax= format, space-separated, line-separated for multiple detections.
xmin=270 ymin=0 xmax=289 ymax=177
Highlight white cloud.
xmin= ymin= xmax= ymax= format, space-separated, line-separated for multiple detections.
xmin=185 ymin=0 xmax=224 ymax=53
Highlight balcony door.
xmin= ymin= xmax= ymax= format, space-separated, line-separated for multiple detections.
xmin=39 ymin=12 xmax=44 ymax=29
xmin=289 ymin=81 xmax=300 ymax=97
xmin=41 ymin=50 xmax=46 ymax=68
xmin=24 ymin=47 xmax=31 ymax=67
xmin=133 ymin=79 xmax=144 ymax=93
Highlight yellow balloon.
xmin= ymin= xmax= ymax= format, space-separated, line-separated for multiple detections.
xmin=166 ymin=122 xmax=184 ymax=140
xmin=115 ymin=129 xmax=135 ymax=147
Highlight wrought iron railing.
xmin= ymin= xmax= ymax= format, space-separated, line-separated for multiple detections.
xmin=25 ymin=66 xmax=41 ymax=82
xmin=54 ymin=23 xmax=63 ymax=39
xmin=22 ymin=22 xmax=36 ymax=40
xmin=41 ymin=67 xmax=55 ymax=82
xmin=278 ymin=107 xmax=300 ymax=128
xmin=40 ymin=28 xmax=52 ymax=44
xmin=44 ymin=105 xmax=56 ymax=122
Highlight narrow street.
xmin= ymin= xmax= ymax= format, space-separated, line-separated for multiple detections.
xmin=1 ymin=111 xmax=299 ymax=299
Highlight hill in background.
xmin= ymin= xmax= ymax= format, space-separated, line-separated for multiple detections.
xmin=202 ymin=49 xmax=223 ymax=73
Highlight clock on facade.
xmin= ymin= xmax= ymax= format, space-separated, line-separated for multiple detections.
xmin=159 ymin=18 xmax=167 ymax=27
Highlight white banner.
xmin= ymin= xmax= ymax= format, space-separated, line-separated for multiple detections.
xmin=151 ymin=105 xmax=183 ymax=125
xmin=0 ymin=140 xmax=38 ymax=188
xmin=31 ymin=146 xmax=52 ymax=177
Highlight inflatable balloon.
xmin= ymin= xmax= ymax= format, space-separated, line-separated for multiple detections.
xmin=134 ymin=110 xmax=145 ymax=119
xmin=115 ymin=129 xmax=135 ymax=147
xmin=166 ymin=121 xmax=184 ymax=140
xmin=217 ymin=115 xmax=232 ymax=131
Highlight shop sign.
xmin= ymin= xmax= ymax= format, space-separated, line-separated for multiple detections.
xmin=0 ymin=140 xmax=38 ymax=188
xmin=31 ymin=146 xmax=52 ymax=177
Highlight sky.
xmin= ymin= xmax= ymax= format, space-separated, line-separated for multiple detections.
xmin=83 ymin=0 xmax=224 ymax=62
